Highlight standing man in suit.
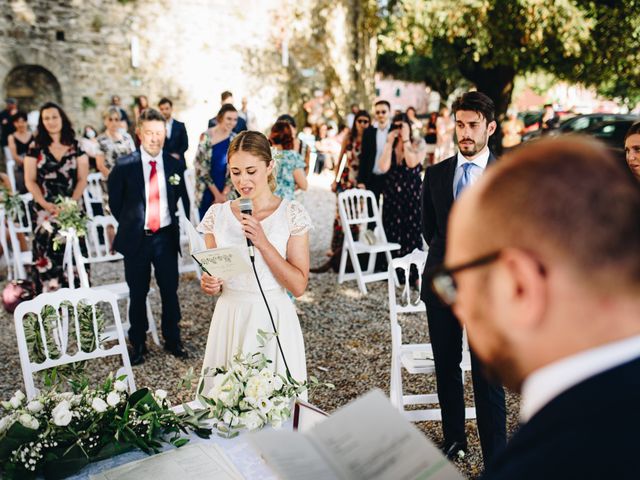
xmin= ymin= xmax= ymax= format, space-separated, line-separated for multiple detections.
xmin=435 ymin=137 xmax=640 ymax=478
xmin=357 ymin=100 xmax=391 ymax=204
xmin=421 ymin=91 xmax=506 ymax=463
xmin=158 ymin=97 xmax=188 ymax=168
xmin=207 ymin=91 xmax=247 ymax=133
xmin=108 ymin=108 xmax=190 ymax=365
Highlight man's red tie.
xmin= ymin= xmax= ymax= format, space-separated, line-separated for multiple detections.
xmin=148 ymin=160 xmax=161 ymax=232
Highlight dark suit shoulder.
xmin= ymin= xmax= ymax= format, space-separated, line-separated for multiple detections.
xmin=114 ymin=150 xmax=141 ymax=167
xmin=425 ymin=155 xmax=456 ymax=177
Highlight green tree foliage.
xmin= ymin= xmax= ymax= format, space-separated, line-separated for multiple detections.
xmin=379 ymin=0 xmax=640 ymax=116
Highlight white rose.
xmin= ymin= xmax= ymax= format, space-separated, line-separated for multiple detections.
xmin=106 ymin=392 xmax=121 ymax=407
xmin=0 ymin=414 xmax=15 ymax=433
xmin=155 ymin=389 xmax=167 ymax=401
xmin=14 ymin=391 xmax=25 ymax=402
xmin=71 ymin=395 xmax=82 ymax=406
xmin=26 ymin=400 xmax=44 ymax=413
xmin=218 ymin=384 xmax=240 ymax=408
xmin=207 ymin=373 xmax=229 ymax=402
xmin=241 ymin=410 xmax=264 ymax=431
xmin=9 ymin=397 xmax=21 ymax=409
xmin=257 ymin=397 xmax=273 ymax=415
xmin=272 ymin=375 xmax=284 ymax=391
xmin=114 ymin=380 xmax=127 ymax=392
xmin=91 ymin=397 xmax=108 ymax=413
xmin=244 ymin=376 xmax=268 ymax=403
xmin=221 ymin=410 xmax=240 ymax=427
xmin=259 ymin=368 xmax=274 ymax=381
xmin=18 ymin=413 xmax=39 ymax=430
xmin=52 ymin=401 xmax=73 ymax=426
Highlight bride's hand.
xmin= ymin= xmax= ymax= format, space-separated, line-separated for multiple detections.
xmin=201 ymin=272 xmax=223 ymax=295
xmin=241 ymin=214 xmax=268 ymax=251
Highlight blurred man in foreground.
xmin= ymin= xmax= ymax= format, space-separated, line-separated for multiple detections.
xmin=430 ymin=137 xmax=640 ymax=479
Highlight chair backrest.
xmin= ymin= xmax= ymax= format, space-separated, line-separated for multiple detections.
xmin=13 ymin=287 xmax=136 ymax=399
xmin=3 ymin=207 xmax=29 ymax=279
xmin=83 ymin=215 xmax=123 ymax=262
xmin=388 ymin=248 xmax=427 ymax=318
xmin=338 ymin=188 xmax=389 ymax=243
xmin=82 ymin=172 xmax=105 ymax=218
xmin=0 ymin=207 xmax=16 ymax=279
xmin=183 ymin=168 xmax=199 ymax=224
xmin=5 ymin=158 xmax=16 ymax=192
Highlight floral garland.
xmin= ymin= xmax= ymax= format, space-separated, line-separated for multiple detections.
xmin=52 ymin=196 xmax=90 ymax=252
xmin=0 ymin=375 xmax=211 ymax=480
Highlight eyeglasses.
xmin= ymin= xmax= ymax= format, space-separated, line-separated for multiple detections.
xmin=357 ymin=119 xmax=370 ymax=124
xmin=427 ymin=251 xmax=501 ymax=306
xmin=375 ymin=110 xmax=388 ymax=115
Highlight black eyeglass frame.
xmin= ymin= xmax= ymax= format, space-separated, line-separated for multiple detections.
xmin=427 ymin=251 xmax=501 ymax=306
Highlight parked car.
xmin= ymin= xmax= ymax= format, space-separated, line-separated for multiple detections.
xmin=521 ymin=113 xmax=636 ymax=143
xmin=581 ymin=118 xmax=639 ymax=165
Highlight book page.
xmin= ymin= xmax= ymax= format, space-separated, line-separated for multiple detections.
xmin=249 ymin=430 xmax=341 ymax=480
xmin=311 ymin=389 xmax=464 ymax=480
xmin=191 ymin=247 xmax=251 ymax=280
xmin=90 ymin=444 xmax=242 ymax=480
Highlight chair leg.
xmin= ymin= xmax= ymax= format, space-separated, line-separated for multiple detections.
xmin=365 ymin=250 xmax=376 ymax=274
xmin=350 ymin=248 xmax=368 ymax=294
xmin=337 ymin=242 xmax=348 ymax=284
xmin=146 ymin=299 xmax=161 ymax=346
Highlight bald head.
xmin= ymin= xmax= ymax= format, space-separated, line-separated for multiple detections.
xmin=453 ymin=137 xmax=640 ymax=295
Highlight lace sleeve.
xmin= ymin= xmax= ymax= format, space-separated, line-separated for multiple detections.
xmin=287 ymin=201 xmax=313 ymax=236
xmin=197 ymin=203 xmax=221 ymax=234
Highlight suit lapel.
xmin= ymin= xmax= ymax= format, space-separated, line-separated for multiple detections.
xmin=162 ymin=152 xmax=176 ymax=214
xmin=134 ymin=151 xmax=146 ymax=203
xmin=443 ymin=155 xmax=457 ymax=209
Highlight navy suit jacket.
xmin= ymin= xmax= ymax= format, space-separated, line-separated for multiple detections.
xmin=356 ymin=125 xmax=379 ymax=187
xmin=420 ymin=152 xmax=496 ymax=303
xmin=164 ymin=119 xmax=188 ymax=165
xmin=108 ymin=150 xmax=190 ymax=257
xmin=483 ymin=356 xmax=640 ymax=479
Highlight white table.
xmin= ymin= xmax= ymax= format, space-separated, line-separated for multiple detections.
xmin=65 ymin=404 xmax=281 ymax=480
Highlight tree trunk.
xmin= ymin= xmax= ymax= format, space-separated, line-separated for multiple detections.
xmin=459 ymin=63 xmax=516 ymax=155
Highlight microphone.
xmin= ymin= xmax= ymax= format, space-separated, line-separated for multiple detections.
xmin=238 ymin=198 xmax=255 ymax=260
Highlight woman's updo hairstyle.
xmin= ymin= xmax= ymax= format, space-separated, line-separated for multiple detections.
xmin=228 ymin=131 xmax=277 ymax=192
xmin=216 ymin=103 xmax=237 ymax=122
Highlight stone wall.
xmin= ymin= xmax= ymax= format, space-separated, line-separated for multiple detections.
xmin=0 ymin=0 xmax=376 ymax=159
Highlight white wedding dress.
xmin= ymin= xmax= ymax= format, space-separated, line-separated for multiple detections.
xmin=197 ymin=199 xmax=312 ymax=395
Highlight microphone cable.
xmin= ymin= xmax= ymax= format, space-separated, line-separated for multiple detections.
xmin=249 ymin=249 xmax=294 ymax=383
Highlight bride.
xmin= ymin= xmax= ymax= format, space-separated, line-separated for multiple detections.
xmin=197 ymin=131 xmax=312 ymax=394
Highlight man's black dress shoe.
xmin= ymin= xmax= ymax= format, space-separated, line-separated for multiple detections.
xmin=441 ymin=440 xmax=467 ymax=460
xmin=129 ymin=344 xmax=146 ymax=366
xmin=164 ymin=343 xmax=189 ymax=359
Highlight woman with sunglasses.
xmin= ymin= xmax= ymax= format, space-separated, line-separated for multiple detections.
xmin=313 ymin=110 xmax=371 ymax=273
xmin=378 ymin=112 xmax=426 ymax=279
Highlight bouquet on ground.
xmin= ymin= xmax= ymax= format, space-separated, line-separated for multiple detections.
xmin=194 ymin=330 xmax=333 ymax=438
xmin=0 ymin=374 xmax=211 ymax=480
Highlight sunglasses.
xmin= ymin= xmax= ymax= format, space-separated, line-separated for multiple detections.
xmin=375 ymin=110 xmax=388 ymax=115
xmin=427 ymin=251 xmax=501 ymax=306
xmin=357 ymin=119 xmax=370 ymax=124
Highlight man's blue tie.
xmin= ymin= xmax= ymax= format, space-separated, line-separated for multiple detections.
xmin=455 ymin=162 xmax=474 ymax=198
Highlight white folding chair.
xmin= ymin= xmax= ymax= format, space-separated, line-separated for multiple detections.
xmin=337 ymin=189 xmax=400 ymax=294
xmin=183 ymin=168 xmax=200 ymax=225
xmin=5 ymin=193 xmax=34 ymax=236
xmin=388 ymin=249 xmax=475 ymax=422
xmin=63 ymin=224 xmax=161 ymax=346
xmin=82 ymin=172 xmax=105 ymax=218
xmin=14 ymin=287 xmax=136 ymax=399
xmin=0 ymin=206 xmax=33 ymax=280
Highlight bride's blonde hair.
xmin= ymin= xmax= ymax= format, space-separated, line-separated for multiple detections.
xmin=228 ymin=131 xmax=277 ymax=192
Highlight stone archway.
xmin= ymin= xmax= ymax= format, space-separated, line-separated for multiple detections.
xmin=3 ymin=65 xmax=62 ymax=112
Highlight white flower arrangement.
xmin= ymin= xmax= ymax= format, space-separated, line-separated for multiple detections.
xmin=168 ymin=173 xmax=181 ymax=186
xmin=195 ymin=330 xmax=333 ymax=438
xmin=0 ymin=374 xmax=212 ymax=479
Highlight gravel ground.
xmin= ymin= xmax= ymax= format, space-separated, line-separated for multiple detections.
xmin=0 ymin=172 xmax=520 ymax=478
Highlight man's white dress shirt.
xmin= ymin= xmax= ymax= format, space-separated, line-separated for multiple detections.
xmin=453 ymin=147 xmax=490 ymax=199
xmin=165 ymin=118 xmax=174 ymax=139
xmin=140 ymin=148 xmax=171 ymax=230
xmin=372 ymin=124 xmax=390 ymax=175
xmin=520 ymin=334 xmax=640 ymax=423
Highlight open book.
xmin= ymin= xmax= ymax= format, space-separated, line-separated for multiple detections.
xmin=182 ymin=214 xmax=251 ymax=280
xmin=249 ymin=389 xmax=464 ymax=480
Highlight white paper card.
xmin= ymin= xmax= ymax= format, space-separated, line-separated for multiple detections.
xmin=191 ymin=247 xmax=251 ymax=280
